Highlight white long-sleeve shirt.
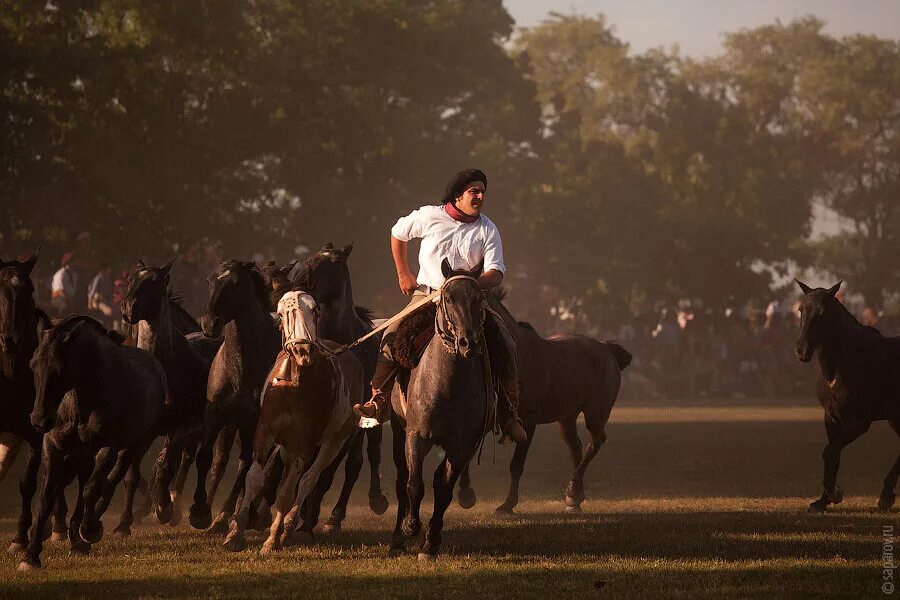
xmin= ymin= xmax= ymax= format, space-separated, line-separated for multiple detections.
xmin=51 ymin=266 xmax=77 ymax=297
xmin=391 ymin=205 xmax=506 ymax=290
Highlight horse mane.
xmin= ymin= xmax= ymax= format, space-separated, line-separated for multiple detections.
xmin=53 ymin=314 xmax=125 ymax=345
xmin=354 ymin=305 xmax=374 ymax=328
xmin=166 ymin=287 xmax=185 ymax=305
xmin=827 ymin=295 xmax=884 ymax=340
xmin=34 ymin=307 xmax=52 ymax=333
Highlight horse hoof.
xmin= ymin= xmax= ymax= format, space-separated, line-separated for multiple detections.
xmin=168 ymin=508 xmax=183 ymax=527
xmin=829 ymin=486 xmax=844 ymax=505
xmin=283 ymin=529 xmax=315 ymax=547
xmin=189 ymin=504 xmax=212 ymax=530
xmin=369 ymin=494 xmax=390 ymax=515
xmin=878 ymin=493 xmax=896 ymax=512
xmin=402 ymin=517 xmax=421 ymax=538
xmin=79 ymin=521 xmax=104 ymax=545
xmin=69 ymin=541 xmax=91 ymax=556
xmin=17 ymin=559 xmax=40 ymax=572
xmin=322 ymin=521 xmax=341 ymax=536
xmin=564 ymin=504 xmax=582 ymax=514
xmin=156 ymin=502 xmax=174 ymax=525
xmin=205 ymin=517 xmax=229 ymax=536
xmin=417 ymin=552 xmax=437 ymax=562
xmin=457 ymin=487 xmax=477 ymax=510
xmin=224 ymin=535 xmax=246 ymax=553
xmin=808 ymin=501 xmax=828 ymax=513
xmin=113 ymin=526 xmax=131 ymax=538
xmin=259 ymin=541 xmax=278 ymax=556
xmin=7 ymin=541 xmax=26 ymax=556
xmin=494 ymin=507 xmax=516 ymax=519
xmin=50 ymin=530 xmax=68 ymax=543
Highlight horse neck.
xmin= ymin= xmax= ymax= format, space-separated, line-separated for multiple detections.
xmin=137 ymin=299 xmax=178 ymax=368
xmin=318 ymin=283 xmax=364 ymax=342
xmin=820 ymin=303 xmax=878 ymax=372
xmin=71 ymin=332 xmax=112 ymax=411
xmin=2 ymin=297 xmax=39 ymax=376
xmin=221 ymin=301 xmax=274 ymax=375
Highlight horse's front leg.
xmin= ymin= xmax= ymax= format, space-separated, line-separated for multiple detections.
xmin=420 ymin=451 xmax=469 ymax=561
xmin=878 ymin=419 xmax=900 ymax=511
xmin=261 ymin=455 xmax=303 ymax=556
xmin=366 ymin=427 xmax=389 ymax=514
xmin=810 ymin=420 xmax=868 ymax=512
xmin=209 ymin=419 xmax=256 ymax=536
xmin=390 ymin=415 xmax=409 ymax=555
xmin=78 ymin=447 xmax=117 ymax=544
xmin=402 ymin=431 xmax=432 ymax=539
xmin=8 ymin=441 xmax=40 ymax=555
xmin=496 ymin=423 xmax=536 ymax=516
xmin=18 ymin=430 xmax=67 ymax=571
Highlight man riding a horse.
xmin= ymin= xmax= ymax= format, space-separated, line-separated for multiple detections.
xmin=353 ymin=168 xmax=528 ymax=443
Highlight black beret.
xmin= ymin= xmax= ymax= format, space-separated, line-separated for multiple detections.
xmin=441 ymin=169 xmax=487 ymax=204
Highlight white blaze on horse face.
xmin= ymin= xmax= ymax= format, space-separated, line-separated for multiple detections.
xmin=277 ymin=291 xmax=318 ymax=346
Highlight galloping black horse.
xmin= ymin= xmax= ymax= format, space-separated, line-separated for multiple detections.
xmin=120 ymin=259 xmax=223 ymax=525
xmin=20 ymin=316 xmax=166 ymax=571
xmin=795 ymin=280 xmax=900 ymax=512
xmin=390 ymin=260 xmax=491 ymax=560
xmin=0 ymin=255 xmax=68 ymax=555
xmin=189 ymin=260 xmax=281 ymax=531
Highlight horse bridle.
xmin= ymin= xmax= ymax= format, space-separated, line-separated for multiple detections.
xmin=280 ymin=291 xmax=332 ymax=356
xmin=436 ymin=275 xmax=485 ymax=355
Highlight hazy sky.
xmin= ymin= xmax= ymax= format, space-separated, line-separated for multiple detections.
xmin=503 ymin=0 xmax=900 ymax=57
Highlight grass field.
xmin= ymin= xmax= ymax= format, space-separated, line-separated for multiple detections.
xmin=0 ymin=398 xmax=896 ymax=599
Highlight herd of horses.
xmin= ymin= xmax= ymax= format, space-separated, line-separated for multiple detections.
xmin=0 ymin=245 xmax=896 ymax=572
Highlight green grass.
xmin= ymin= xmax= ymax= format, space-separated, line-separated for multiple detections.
xmin=0 ymin=399 xmax=896 ymax=599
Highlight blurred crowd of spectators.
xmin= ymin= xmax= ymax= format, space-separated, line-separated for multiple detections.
xmin=16 ymin=234 xmax=899 ymax=401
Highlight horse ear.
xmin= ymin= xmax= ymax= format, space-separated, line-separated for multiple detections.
xmin=441 ymin=258 xmax=452 ymax=279
xmin=324 ymin=241 xmax=334 ymax=251
xmin=21 ymin=255 xmax=37 ymax=274
xmin=136 ymin=258 xmax=146 ymax=269
xmin=161 ymin=256 xmax=177 ymax=275
xmin=794 ymin=278 xmax=813 ymax=295
xmin=338 ymin=243 xmax=353 ymax=259
xmin=827 ymin=281 xmax=842 ymax=297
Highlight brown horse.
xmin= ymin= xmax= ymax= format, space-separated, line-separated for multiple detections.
xmin=224 ymin=290 xmax=362 ymax=554
xmin=487 ymin=295 xmax=631 ymax=516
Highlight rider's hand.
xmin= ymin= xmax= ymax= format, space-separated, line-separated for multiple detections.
xmin=398 ymin=271 xmax=418 ymax=296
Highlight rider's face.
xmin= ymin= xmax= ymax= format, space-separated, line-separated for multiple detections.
xmin=454 ymin=181 xmax=485 ymax=217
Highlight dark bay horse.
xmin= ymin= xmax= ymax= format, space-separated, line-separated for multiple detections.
xmin=794 ymin=280 xmax=900 ymax=512
xmin=19 ymin=316 xmax=166 ymax=571
xmin=390 ymin=260 xmax=491 ymax=560
xmin=121 ymin=258 xmax=223 ymax=525
xmin=288 ymin=243 xmax=386 ymax=537
xmin=0 ymin=255 xmax=69 ymax=555
xmin=489 ymin=295 xmax=631 ymax=515
xmin=189 ymin=260 xmax=281 ymax=531
xmin=224 ymin=290 xmax=362 ymax=553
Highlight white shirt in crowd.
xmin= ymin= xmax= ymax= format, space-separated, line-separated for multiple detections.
xmin=391 ymin=205 xmax=506 ymax=290
xmin=51 ymin=266 xmax=77 ymax=297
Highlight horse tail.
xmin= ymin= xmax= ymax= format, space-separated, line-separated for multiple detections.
xmin=606 ymin=342 xmax=632 ymax=371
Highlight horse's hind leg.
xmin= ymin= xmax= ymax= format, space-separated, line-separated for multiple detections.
xmin=810 ymin=420 xmax=868 ymax=512
xmin=457 ymin=464 xmax=476 ymax=509
xmin=190 ymin=414 xmax=225 ymax=530
xmin=318 ymin=431 xmax=360 ymax=535
xmin=390 ymin=415 xmax=410 ymax=555
xmin=209 ymin=422 xmax=255 ymax=535
xmin=496 ymin=422 xmax=537 ymax=516
xmin=152 ymin=429 xmax=189 ymax=524
xmin=113 ymin=459 xmax=143 ymax=537
xmin=366 ymin=427 xmax=389 ymax=514
xmin=224 ymin=458 xmax=266 ymax=552
xmin=50 ymin=456 xmax=81 ymax=542
xmin=556 ymin=416 xmax=586 ymax=511
xmin=67 ymin=456 xmax=93 ymax=555
xmin=877 ymin=420 xmax=900 ymax=511
xmin=168 ymin=431 xmax=200 ymax=526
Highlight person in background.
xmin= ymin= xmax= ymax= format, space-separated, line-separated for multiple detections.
xmin=87 ymin=263 xmax=118 ymax=328
xmin=50 ymin=252 xmax=77 ymax=318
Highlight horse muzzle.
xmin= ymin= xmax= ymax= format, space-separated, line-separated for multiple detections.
xmin=201 ymin=314 xmax=223 ymax=338
xmin=794 ymin=341 xmax=814 ymax=363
